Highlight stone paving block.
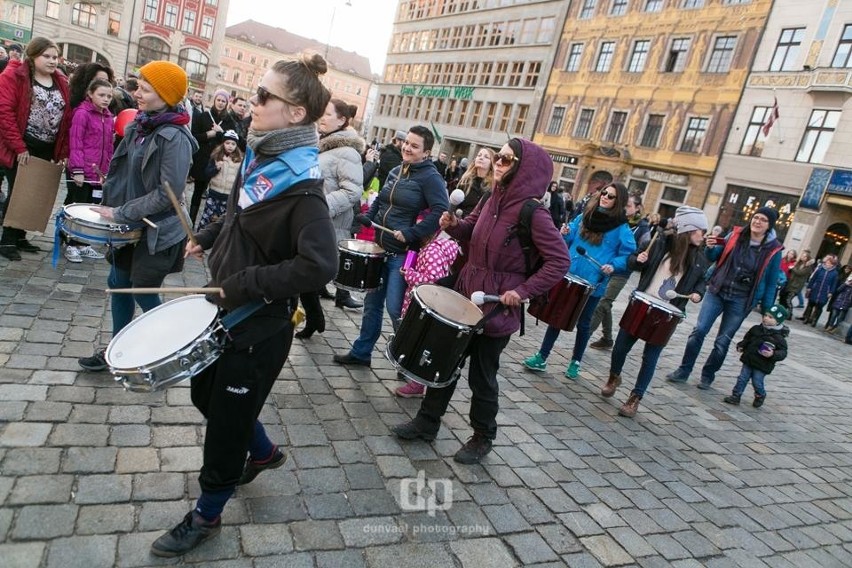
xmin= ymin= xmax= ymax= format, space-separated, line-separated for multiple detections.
xmin=48 ymin=423 xmax=109 ymax=446
xmin=254 ymin=552 xmax=314 ymax=568
xmin=537 ymin=523 xmax=583 ymax=554
xmin=508 ymin=487 xmax=556 ymax=525
xmin=645 ymin=533 xmax=692 ymax=560
xmin=5 ymin=354 xmax=48 ymax=369
xmin=450 ymin=536 xmax=518 ymax=567
xmin=2 ymin=447 xmax=62 ymax=475
xmin=399 ymin=511 xmax=460 ymax=543
xmin=290 ymin=519 xmax=345 ymax=550
xmin=288 ymin=424 xmax=329 ymax=447
xmin=63 ymin=446 xmax=118 ymax=473
xmin=239 ymin=523 xmax=294 ymax=556
xmin=76 ymin=503 xmax=136 ymax=534
xmin=9 ymin=474 xmax=74 ymax=504
xmin=0 ymin=542 xmax=46 ymax=568
xmin=558 ymin=510 xmax=606 ymax=537
xmin=561 ymin=551 xmax=606 ymax=567
xmin=29 ymin=370 xmax=76 ymax=384
xmin=364 ymin=542 xmax=455 ymax=568
xmin=150 ymin=425 xmax=198 ymax=447
xmin=344 ymin=463 xmax=386 ymax=490
xmin=316 ymin=549 xmax=367 ymax=568
xmin=290 ymin=446 xmax=339 ymax=469
xmin=0 ymin=507 xmax=12 ymax=543
xmin=45 ymin=535 xmax=118 ymax=568
xmin=159 ymin=446 xmax=202 ymax=472
xmin=246 ymin=495 xmax=307 ymax=523
xmin=376 ymin=455 xmax=418 ymax=478
xmin=0 ymin=401 xmax=26 ymax=421
xmin=115 ymin=447 xmax=160 ymax=473
xmin=332 ymin=440 xmax=371 ymax=463
xmin=12 ymin=504 xmax=79 ymax=539
xmin=107 ymin=405 xmax=151 ymax=424
xmin=304 ymin=493 xmax=353 ymax=519
xmin=467 ymin=483 xmax=510 ymax=506
xmin=483 ymin=464 xmax=524 ymax=487
xmin=0 ymin=422 xmax=52 ymax=447
xmin=296 ymin=466 xmax=347 ymax=495
xmin=108 ymin=424 xmax=151 ymax=447
xmin=562 ymin=481 xmax=600 ymax=504
xmin=136 ymin=500 xmax=193 ymax=531
xmin=584 ymin=502 xmax=628 ymax=529
xmin=505 ymin=530 xmax=559 ymax=564
xmin=348 ymin=488 xmax=400 ymax=516
xmin=338 ymin=516 xmax=404 ymax=547
xmin=76 ymin=474 xmax=133 ymax=504
xmin=443 ymin=500 xmax=494 ymax=538
xmin=67 ymin=404 xmax=111 ymax=424
xmin=24 ymin=401 xmax=75 ymax=422
xmin=47 ymin=385 xmax=95 ymax=403
xmin=482 ymin=503 xmax=533 ymax=534
xmin=131 ymin=472 xmax=186 ymax=501
xmin=514 ymin=466 xmax=560 ymax=489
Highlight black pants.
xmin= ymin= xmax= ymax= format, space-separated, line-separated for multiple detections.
xmin=189 ymin=178 xmax=210 ymax=223
xmin=802 ymin=301 xmax=825 ymax=325
xmin=190 ymin=324 xmax=292 ymax=493
xmin=416 ymin=334 xmax=510 ymax=440
xmin=299 ymin=291 xmax=324 ymax=330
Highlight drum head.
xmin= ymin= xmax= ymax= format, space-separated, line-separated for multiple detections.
xmin=564 ymin=273 xmax=594 ymax=288
xmin=632 ymin=290 xmax=684 ymax=316
xmin=413 ymin=284 xmax=482 ymax=327
xmin=106 ymin=295 xmax=219 ymax=369
xmin=338 ymin=239 xmax=385 ymax=255
xmin=64 ymin=203 xmax=112 ymax=224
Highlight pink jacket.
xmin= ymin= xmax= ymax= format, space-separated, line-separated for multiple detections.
xmin=401 ymin=237 xmax=461 ymax=316
xmin=68 ymin=99 xmax=114 ymax=182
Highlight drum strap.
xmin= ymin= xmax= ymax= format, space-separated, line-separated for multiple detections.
xmin=220 ymin=300 xmax=267 ymax=330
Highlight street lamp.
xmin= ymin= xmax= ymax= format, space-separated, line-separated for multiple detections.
xmin=325 ymin=0 xmax=353 ymax=60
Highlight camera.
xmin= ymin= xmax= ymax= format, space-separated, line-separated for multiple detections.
xmin=736 ymin=274 xmax=753 ymax=286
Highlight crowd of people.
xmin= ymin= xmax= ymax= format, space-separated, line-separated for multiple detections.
xmin=1 ymin=38 xmax=852 ymax=558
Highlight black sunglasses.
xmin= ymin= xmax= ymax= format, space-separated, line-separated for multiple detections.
xmin=600 ymin=191 xmax=617 ymax=199
xmin=492 ymin=153 xmax=518 ymax=167
xmin=255 ymin=85 xmax=296 ymax=107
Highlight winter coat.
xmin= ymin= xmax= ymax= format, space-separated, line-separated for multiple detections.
xmin=319 ymin=128 xmax=365 ymax=241
xmin=786 ymin=260 xmax=814 ymax=294
xmin=564 ymin=213 xmax=637 ymax=298
xmin=206 ymin=155 xmax=241 ymax=195
xmin=401 ymin=237 xmax=460 ymax=316
xmin=737 ymin=323 xmax=789 ymax=374
xmin=830 ymin=282 xmax=852 ymax=311
xmin=548 ymin=191 xmax=566 ymax=227
xmin=190 ymin=107 xmax=237 ymax=180
xmin=706 ymin=225 xmax=783 ymax=309
xmin=68 ymin=99 xmax=114 ymax=182
xmin=446 ymin=139 xmax=570 ymax=337
xmin=807 ymin=264 xmax=838 ymax=304
xmin=456 ymin=175 xmax=488 ymax=217
xmin=0 ymin=62 xmax=71 ymax=168
xmin=365 ymin=158 xmax=448 ymax=255
xmin=376 ymin=143 xmax=402 ymax=187
xmin=628 ymin=232 xmax=709 ymax=311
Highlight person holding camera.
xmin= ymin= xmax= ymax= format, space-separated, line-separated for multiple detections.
xmin=667 ymin=207 xmax=784 ymax=389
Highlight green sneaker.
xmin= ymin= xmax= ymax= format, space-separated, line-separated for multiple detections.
xmin=565 ymin=360 xmax=581 ymax=379
xmin=523 ymin=353 xmax=547 ymax=372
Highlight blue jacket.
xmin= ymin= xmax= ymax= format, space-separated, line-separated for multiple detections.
xmin=706 ymin=226 xmax=783 ymax=310
xmin=564 ymin=214 xmax=636 ymax=297
xmin=807 ymin=265 xmax=838 ymax=304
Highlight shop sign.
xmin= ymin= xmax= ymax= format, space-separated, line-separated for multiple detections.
xmin=631 ymin=168 xmax=688 ymax=186
xmin=399 ymin=85 xmax=475 ymax=100
xmin=827 ymin=169 xmax=852 ymax=197
xmin=800 ymin=168 xmax=831 ymax=211
xmin=549 ymin=154 xmax=578 ymax=165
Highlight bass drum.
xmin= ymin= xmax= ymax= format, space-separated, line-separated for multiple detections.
xmin=527 ymin=273 xmax=594 ymax=332
xmin=618 ymin=290 xmax=685 ymax=346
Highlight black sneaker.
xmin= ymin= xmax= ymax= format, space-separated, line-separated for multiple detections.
xmin=237 ymin=446 xmax=287 ymax=485
xmin=333 ymin=353 xmax=371 ymax=367
xmin=391 ymin=419 xmax=437 ymax=441
xmin=150 ymin=511 xmax=221 ymax=557
xmin=79 ymin=350 xmax=108 ymax=372
xmin=453 ymin=433 xmax=493 ymax=464
xmin=753 ymin=395 xmax=766 ymax=408
xmin=0 ymin=245 xmax=21 ymax=261
xmin=589 ymin=337 xmax=613 ymax=350
xmin=723 ymin=394 xmax=741 ymax=405
xmin=335 ymin=296 xmax=363 ymax=309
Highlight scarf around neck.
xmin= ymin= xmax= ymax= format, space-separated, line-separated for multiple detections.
xmin=135 ymin=104 xmax=190 ymax=137
xmin=582 ymin=206 xmax=627 ymax=235
xmin=247 ymin=124 xmax=318 ymax=157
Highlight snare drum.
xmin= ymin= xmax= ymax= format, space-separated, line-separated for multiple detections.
xmin=618 ymin=290 xmax=685 ymax=346
xmin=106 ymin=295 xmax=222 ymax=392
xmin=527 ymin=273 xmax=594 ymax=332
xmin=58 ymin=203 xmax=143 ymax=247
xmin=386 ymin=284 xmax=483 ymax=388
xmin=335 ymin=239 xmax=387 ymax=292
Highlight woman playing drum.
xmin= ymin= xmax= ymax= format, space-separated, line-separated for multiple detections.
xmin=603 ymin=206 xmax=710 ymax=417
xmin=150 ymin=53 xmax=338 ymax=557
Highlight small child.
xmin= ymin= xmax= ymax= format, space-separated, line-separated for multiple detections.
xmin=197 ymin=130 xmax=243 ymax=231
xmin=395 ymin=231 xmax=460 ymax=398
xmin=724 ymin=304 xmax=789 ymax=408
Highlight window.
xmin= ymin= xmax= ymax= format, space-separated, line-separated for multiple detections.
xmin=739 ymin=106 xmax=772 ymax=156
xmin=525 ymin=61 xmax=541 ymax=87
xmin=479 ymin=62 xmax=492 ymax=85
xmin=575 ymin=108 xmax=595 ymax=138
xmin=721 ymin=0 xmax=750 ymax=4
xmin=459 ymin=101 xmax=469 ymax=126
xmin=547 ymin=106 xmax=566 ymax=135
xmin=644 ymin=0 xmax=662 ymax=12
xmin=484 ymin=102 xmax=497 ymax=129
xmin=661 ymin=186 xmax=687 ymax=202
xmin=177 ymin=48 xmax=208 ymax=81
xmin=144 ymin=0 xmax=158 ymax=21
xmin=665 ymin=37 xmax=690 ymax=72
xmin=508 ymin=62 xmax=523 ymax=86
xmin=611 ymin=0 xmax=628 ymax=16
xmin=640 ymin=114 xmax=665 ymax=147
xmin=628 ymin=40 xmax=650 ymax=72
xmin=831 ymin=24 xmax=852 ymax=68
xmin=604 ymin=111 xmax=628 ymax=142
xmin=515 ymin=105 xmax=529 ymax=133
xmin=707 ymin=36 xmax=737 ymax=73
xmin=201 ymin=16 xmax=214 ymax=39
xmin=205 ymin=0 xmax=217 ymax=4
xmin=446 ymin=100 xmax=456 ymax=124
xmin=566 ymin=43 xmax=584 ymax=72
xmin=628 ymin=179 xmax=648 ymax=196
xmin=579 ymin=0 xmax=597 ymax=19
xmin=682 ymin=0 xmax=703 ymax=7
xmin=770 ymin=28 xmax=804 ymax=71
xmin=136 ymin=36 xmax=170 ymax=66
xmin=595 ymin=41 xmax=616 ymax=72
xmin=471 ymin=101 xmax=483 ymax=128
xmin=71 ymin=2 xmax=97 ymax=29
xmin=520 ymin=19 xmax=537 ymax=44
xmin=494 ymin=62 xmax=508 ymax=85
xmin=498 ymin=104 xmax=513 ymax=131
xmin=181 ymin=9 xmax=196 ymax=34
xmin=680 ymin=117 xmax=709 ymax=153
xmin=796 ymin=109 xmax=841 ymax=163
xmin=108 ymin=10 xmax=120 ymax=36
xmin=46 ymin=0 xmax=59 ymax=19
xmin=164 ymin=4 xmax=177 ymax=27
xmin=466 ymin=62 xmax=479 ymax=84
xmin=537 ymin=17 xmax=556 ymax=43
xmin=505 ymin=21 xmax=520 ymax=45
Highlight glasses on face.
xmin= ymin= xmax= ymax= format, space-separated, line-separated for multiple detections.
xmin=600 ymin=191 xmax=617 ymax=200
xmin=492 ymin=153 xmax=518 ymax=167
xmin=255 ymin=85 xmax=295 ymax=107
xmin=752 ymin=215 xmax=769 ymax=223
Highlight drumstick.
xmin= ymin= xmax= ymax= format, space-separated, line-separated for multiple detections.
xmin=141 ymin=217 xmax=158 ymax=229
xmin=162 ymin=181 xmax=198 ymax=247
xmin=664 ymin=290 xmax=692 ymax=300
xmin=646 ymin=228 xmax=660 ymax=253
xmin=356 ymin=214 xmax=396 ymax=236
xmin=107 ymin=287 xmax=223 ymax=295
xmin=575 ymin=246 xmax=606 ymax=272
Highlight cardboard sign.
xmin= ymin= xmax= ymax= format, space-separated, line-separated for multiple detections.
xmin=2 ymin=157 xmax=64 ymax=232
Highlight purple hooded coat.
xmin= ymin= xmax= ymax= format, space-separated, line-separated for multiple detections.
xmin=446 ymin=139 xmax=570 ymax=337
xmin=68 ymin=99 xmax=114 ymax=182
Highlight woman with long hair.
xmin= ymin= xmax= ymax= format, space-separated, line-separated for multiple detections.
xmin=785 ymin=249 xmax=814 ymax=310
xmin=189 ymin=89 xmax=236 ymax=222
xmin=455 ymin=147 xmax=494 ymax=217
xmin=0 ymin=37 xmax=71 ymax=261
xmin=602 ymin=206 xmax=710 ymax=417
xmin=524 ymin=182 xmax=636 ymax=378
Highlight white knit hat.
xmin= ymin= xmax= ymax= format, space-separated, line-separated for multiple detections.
xmin=674 ymin=206 xmax=709 ymax=235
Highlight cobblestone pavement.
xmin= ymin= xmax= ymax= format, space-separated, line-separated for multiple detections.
xmin=1 ymin=231 xmax=851 ymax=568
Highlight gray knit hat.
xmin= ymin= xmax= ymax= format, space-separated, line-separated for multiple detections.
xmin=674 ymin=206 xmax=709 ymax=235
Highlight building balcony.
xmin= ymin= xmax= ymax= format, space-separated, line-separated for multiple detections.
xmin=747 ymin=67 xmax=852 ymax=94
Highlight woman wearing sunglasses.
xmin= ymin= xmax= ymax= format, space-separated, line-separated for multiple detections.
xmin=151 ymin=53 xmax=338 ymax=558
xmin=392 ymin=139 xmax=570 ymax=464
xmin=523 ymin=182 xmax=636 ymax=379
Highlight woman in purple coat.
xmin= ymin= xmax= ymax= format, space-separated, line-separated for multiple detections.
xmin=391 ymin=138 xmax=570 ymax=464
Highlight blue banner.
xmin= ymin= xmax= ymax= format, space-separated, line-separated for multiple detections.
xmin=827 ymin=169 xmax=852 ymax=197
xmin=800 ymin=168 xmax=831 ymax=211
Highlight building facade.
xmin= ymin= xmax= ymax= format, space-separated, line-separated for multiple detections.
xmin=219 ymin=20 xmax=374 ymax=128
xmin=369 ymin=0 xmax=569 ymax=162
xmin=706 ymin=0 xmax=852 ymax=264
xmin=535 ymin=0 xmax=771 ymax=220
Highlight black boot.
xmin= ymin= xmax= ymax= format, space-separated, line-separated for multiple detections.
xmin=335 ymin=288 xmax=363 ymax=309
xmin=319 ymin=285 xmax=335 ymax=300
xmin=296 ymin=292 xmax=325 ymax=339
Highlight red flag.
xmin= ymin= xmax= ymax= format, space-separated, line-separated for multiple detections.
xmin=762 ymin=97 xmax=779 ymax=136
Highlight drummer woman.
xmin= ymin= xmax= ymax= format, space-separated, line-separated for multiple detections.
xmin=603 ymin=206 xmax=710 ymax=417
xmin=150 ymin=53 xmax=338 ymax=557
xmin=391 ymin=138 xmax=569 ymax=465
xmin=523 ymin=182 xmax=636 ymax=379
xmin=78 ymin=61 xmax=197 ymax=372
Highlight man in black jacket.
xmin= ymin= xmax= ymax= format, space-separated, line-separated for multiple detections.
xmin=376 ymin=130 xmax=405 ymax=187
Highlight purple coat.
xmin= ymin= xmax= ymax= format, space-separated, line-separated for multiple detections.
xmin=68 ymin=99 xmax=114 ymax=182
xmin=447 ymin=139 xmax=570 ymax=337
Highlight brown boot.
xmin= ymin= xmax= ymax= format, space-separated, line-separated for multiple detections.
xmin=601 ymin=372 xmax=621 ymax=398
xmin=618 ymin=393 xmax=642 ymax=417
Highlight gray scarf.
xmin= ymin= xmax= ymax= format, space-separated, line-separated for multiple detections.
xmin=247 ymin=124 xmax=318 ymax=157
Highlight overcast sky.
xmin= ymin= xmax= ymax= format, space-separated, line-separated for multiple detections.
xmin=226 ymin=0 xmax=399 ymax=75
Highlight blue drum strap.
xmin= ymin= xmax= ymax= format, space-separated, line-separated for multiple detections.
xmin=220 ymin=300 xmax=266 ymax=330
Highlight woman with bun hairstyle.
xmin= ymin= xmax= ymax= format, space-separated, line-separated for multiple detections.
xmin=151 ymin=53 xmax=338 ymax=557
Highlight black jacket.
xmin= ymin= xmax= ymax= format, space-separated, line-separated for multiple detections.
xmin=737 ymin=323 xmax=789 ymax=374
xmin=548 ymin=191 xmax=566 ymax=227
xmin=629 ymin=232 xmax=710 ymax=311
xmin=376 ymin=143 xmax=402 ymax=187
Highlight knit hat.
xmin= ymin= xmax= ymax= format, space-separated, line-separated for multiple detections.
xmin=138 ymin=61 xmax=188 ymax=107
xmin=764 ymin=304 xmax=788 ymax=325
xmin=674 ymin=206 xmax=709 ymax=235
xmin=8 ymin=43 xmax=22 ymax=54
xmin=223 ymin=129 xmax=239 ymax=142
xmin=213 ymin=89 xmax=230 ymax=102
xmin=754 ymin=206 xmax=778 ymax=231
xmin=459 ymin=158 xmax=469 ymax=169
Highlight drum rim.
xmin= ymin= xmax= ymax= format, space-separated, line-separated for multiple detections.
xmin=61 ymin=204 xmax=143 ymax=235
xmin=412 ymin=284 xmax=483 ymax=328
xmin=630 ymin=290 xmax=685 ymax=317
xmin=563 ymin=272 xmax=595 ymax=287
xmin=338 ymin=239 xmax=387 ymax=256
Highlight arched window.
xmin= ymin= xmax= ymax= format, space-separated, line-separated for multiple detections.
xmin=71 ymin=2 xmax=97 ymax=29
xmin=136 ymin=37 xmax=170 ymax=66
xmin=178 ymin=48 xmax=209 ymax=82
xmin=58 ymin=43 xmax=110 ymax=68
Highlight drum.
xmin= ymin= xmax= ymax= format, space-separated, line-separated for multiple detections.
xmin=58 ymin=203 xmax=143 ymax=247
xmin=619 ymin=290 xmax=685 ymax=346
xmin=106 ymin=295 xmax=222 ymax=392
xmin=527 ymin=273 xmax=594 ymax=332
xmin=386 ymin=284 xmax=483 ymax=388
xmin=335 ymin=239 xmax=387 ymax=292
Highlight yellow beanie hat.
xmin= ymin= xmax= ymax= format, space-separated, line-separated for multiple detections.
xmin=139 ymin=61 xmax=188 ymax=107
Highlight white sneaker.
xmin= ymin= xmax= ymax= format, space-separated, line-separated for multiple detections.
xmin=78 ymin=245 xmax=105 ymax=259
xmin=65 ymin=246 xmax=82 ymax=263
